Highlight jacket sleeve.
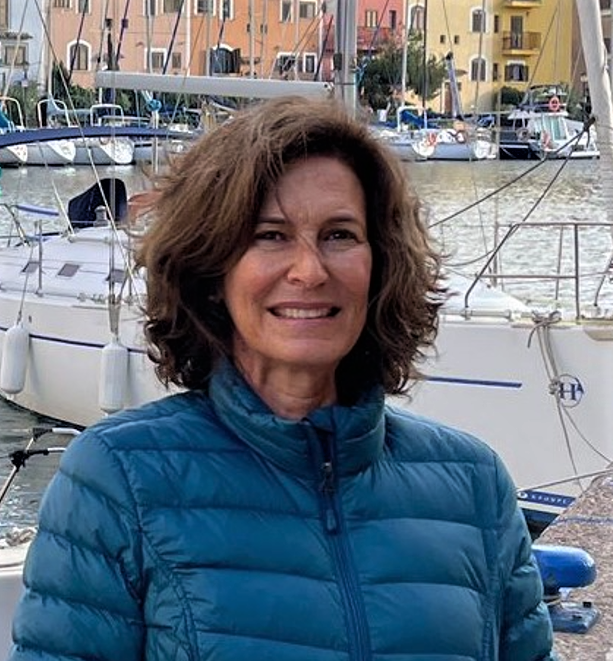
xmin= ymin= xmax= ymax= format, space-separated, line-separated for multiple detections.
xmin=9 ymin=428 xmax=145 ymax=661
xmin=495 ymin=454 xmax=557 ymax=661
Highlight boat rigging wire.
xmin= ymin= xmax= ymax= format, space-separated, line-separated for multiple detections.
xmin=429 ymin=121 xmax=594 ymax=230
xmin=67 ymin=0 xmax=89 ymax=84
xmin=519 ymin=465 xmax=613 ymax=493
xmin=314 ymin=6 xmax=333 ymax=81
xmin=95 ymin=0 xmax=114 ymax=77
xmin=115 ymin=0 xmax=133 ymax=69
xmin=527 ymin=310 xmax=613 ymax=496
xmin=163 ymin=0 xmax=187 ymax=75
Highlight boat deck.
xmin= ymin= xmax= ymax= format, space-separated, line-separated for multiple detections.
xmin=538 ymin=469 xmax=613 ymax=659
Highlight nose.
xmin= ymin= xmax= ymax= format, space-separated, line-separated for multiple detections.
xmin=286 ymin=237 xmax=328 ymax=288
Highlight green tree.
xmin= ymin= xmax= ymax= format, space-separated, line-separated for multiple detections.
xmin=498 ymin=85 xmax=523 ymax=109
xmin=359 ymin=34 xmax=447 ymax=111
xmin=50 ymin=61 xmax=96 ymax=110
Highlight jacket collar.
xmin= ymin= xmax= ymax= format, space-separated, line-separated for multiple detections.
xmin=209 ymin=360 xmax=386 ymax=479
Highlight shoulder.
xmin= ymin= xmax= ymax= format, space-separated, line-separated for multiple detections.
xmin=57 ymin=391 xmax=229 ymax=492
xmin=384 ymin=403 xmax=499 ymax=467
xmin=76 ymin=390 xmax=221 ymax=451
xmin=384 ymin=404 xmax=519 ymax=527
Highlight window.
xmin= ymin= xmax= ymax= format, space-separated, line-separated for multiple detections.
xmin=510 ymin=15 xmax=523 ymax=47
xmin=409 ymin=5 xmax=424 ymax=31
xmin=164 ymin=0 xmax=182 ymax=11
xmin=492 ymin=62 xmax=499 ymax=81
xmin=53 ymin=0 xmax=72 ymax=7
xmin=303 ymin=53 xmax=316 ymax=73
xmin=145 ymin=0 xmax=157 ymax=16
xmin=69 ymin=42 xmax=89 ymax=70
xmin=299 ymin=1 xmax=316 ymax=19
xmin=493 ymin=14 xmax=499 ymax=33
xmin=77 ymin=0 xmax=90 ymax=11
xmin=505 ymin=62 xmax=528 ymax=82
xmin=280 ymin=0 xmax=292 ymax=20
xmin=220 ymin=0 xmax=233 ymax=19
xmin=365 ymin=10 xmax=377 ymax=28
xmin=453 ymin=35 xmax=460 ymax=45
xmin=471 ymin=9 xmax=485 ymax=33
xmin=470 ymin=57 xmax=486 ymax=82
xmin=171 ymin=52 xmax=182 ymax=69
xmin=3 ymin=45 xmax=27 ymax=66
xmin=439 ymin=34 xmax=446 ymax=44
xmin=107 ymin=269 xmax=126 ymax=286
xmin=196 ymin=0 xmax=215 ymax=12
xmin=58 ymin=264 xmax=80 ymax=278
xmin=148 ymin=49 xmax=166 ymax=70
xmin=21 ymin=261 xmax=39 ymax=275
xmin=277 ymin=53 xmax=296 ymax=76
xmin=389 ymin=9 xmax=397 ymax=30
xmin=210 ymin=46 xmax=240 ymax=73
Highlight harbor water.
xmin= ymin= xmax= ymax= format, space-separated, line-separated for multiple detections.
xmin=1 ymin=157 xmax=611 ymax=537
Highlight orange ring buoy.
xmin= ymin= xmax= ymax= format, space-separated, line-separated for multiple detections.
xmin=548 ymin=96 xmax=561 ymax=112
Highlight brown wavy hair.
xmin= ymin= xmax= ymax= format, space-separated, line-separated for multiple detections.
xmin=136 ymin=96 xmax=446 ymax=400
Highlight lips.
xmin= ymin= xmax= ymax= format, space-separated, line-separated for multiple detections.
xmin=270 ymin=307 xmax=340 ymax=319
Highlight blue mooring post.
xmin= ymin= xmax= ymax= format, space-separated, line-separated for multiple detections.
xmin=532 ymin=544 xmax=600 ymax=633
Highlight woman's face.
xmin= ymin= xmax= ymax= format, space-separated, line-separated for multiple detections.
xmin=224 ymin=156 xmax=372 ymax=379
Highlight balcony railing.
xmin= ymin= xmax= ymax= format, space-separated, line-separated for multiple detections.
xmin=504 ymin=0 xmax=541 ymax=6
xmin=502 ymin=31 xmax=541 ymax=53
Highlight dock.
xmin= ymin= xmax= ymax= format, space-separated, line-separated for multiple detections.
xmin=537 ymin=470 xmax=613 ymax=660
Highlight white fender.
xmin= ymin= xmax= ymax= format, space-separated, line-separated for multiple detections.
xmin=98 ymin=337 xmax=129 ymax=413
xmin=0 ymin=323 xmax=30 ymax=395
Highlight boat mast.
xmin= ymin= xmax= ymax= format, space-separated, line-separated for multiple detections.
xmin=400 ymin=0 xmax=409 ymax=102
xmin=333 ymin=0 xmax=358 ymax=114
xmin=249 ymin=0 xmax=256 ymax=77
xmin=576 ymin=0 xmax=613 ymax=223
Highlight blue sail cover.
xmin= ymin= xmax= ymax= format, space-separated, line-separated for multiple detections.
xmin=67 ymin=177 xmax=128 ymax=227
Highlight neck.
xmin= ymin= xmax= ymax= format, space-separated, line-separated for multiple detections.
xmin=235 ymin=359 xmax=338 ymax=420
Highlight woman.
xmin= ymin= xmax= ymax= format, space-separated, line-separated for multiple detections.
xmin=10 ymin=97 xmax=555 ymax=660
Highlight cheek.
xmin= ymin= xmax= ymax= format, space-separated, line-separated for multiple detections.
xmin=342 ymin=254 xmax=372 ymax=304
xmin=224 ymin=258 xmax=274 ymax=314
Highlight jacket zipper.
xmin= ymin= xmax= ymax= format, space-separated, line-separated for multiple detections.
xmin=317 ymin=432 xmax=372 ymax=661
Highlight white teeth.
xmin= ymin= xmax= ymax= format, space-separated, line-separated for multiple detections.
xmin=275 ymin=308 xmax=331 ymax=319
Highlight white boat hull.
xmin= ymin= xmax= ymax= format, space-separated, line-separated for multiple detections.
xmin=0 ymin=295 xmax=167 ymax=427
xmin=0 ymin=145 xmax=27 ymax=166
xmin=25 ymin=140 xmax=76 ymax=166
xmin=72 ymin=137 xmax=134 ymax=166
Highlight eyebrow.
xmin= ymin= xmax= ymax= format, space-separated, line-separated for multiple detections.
xmin=255 ymin=217 xmax=286 ymax=224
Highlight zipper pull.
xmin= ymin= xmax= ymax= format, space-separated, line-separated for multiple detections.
xmin=320 ymin=461 xmax=338 ymax=533
xmin=320 ymin=461 xmax=335 ymax=494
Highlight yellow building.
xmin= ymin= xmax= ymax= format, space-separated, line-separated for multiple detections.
xmin=418 ymin=0 xmax=574 ymax=114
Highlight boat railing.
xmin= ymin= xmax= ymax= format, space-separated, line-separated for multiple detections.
xmin=0 ymin=202 xmax=67 ymax=247
xmin=462 ymin=220 xmax=613 ymax=320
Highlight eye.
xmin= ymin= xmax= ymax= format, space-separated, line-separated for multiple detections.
xmin=253 ymin=230 xmax=286 ymax=242
xmin=325 ymin=228 xmax=360 ymax=242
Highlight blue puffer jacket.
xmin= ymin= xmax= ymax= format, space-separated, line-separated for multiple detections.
xmin=11 ymin=362 xmax=555 ymax=661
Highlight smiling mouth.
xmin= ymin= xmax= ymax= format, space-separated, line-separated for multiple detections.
xmin=270 ymin=307 xmax=340 ymax=319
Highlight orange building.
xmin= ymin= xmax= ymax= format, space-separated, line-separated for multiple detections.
xmin=37 ymin=0 xmax=403 ymax=92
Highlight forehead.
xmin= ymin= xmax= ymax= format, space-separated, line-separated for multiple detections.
xmin=262 ymin=156 xmax=364 ymax=206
